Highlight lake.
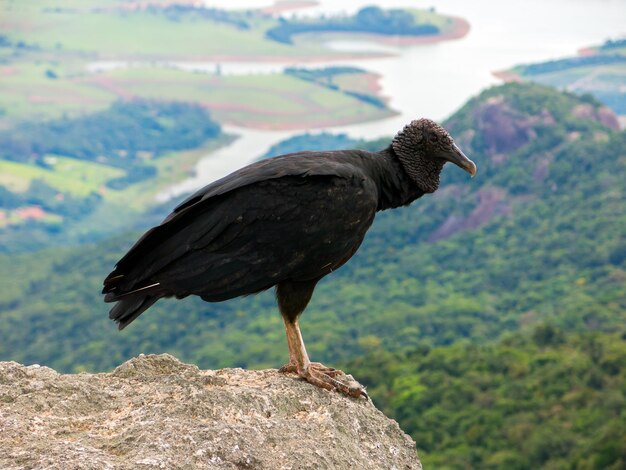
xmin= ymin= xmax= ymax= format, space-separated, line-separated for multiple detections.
xmin=158 ymin=0 xmax=626 ymax=200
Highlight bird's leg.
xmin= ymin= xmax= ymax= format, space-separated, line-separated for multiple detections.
xmin=279 ymin=317 xmax=310 ymax=374
xmin=276 ymin=281 xmax=367 ymax=398
xmin=278 ymin=325 xmax=336 ymax=375
xmin=279 ymin=318 xmax=338 ymax=375
xmin=280 ymin=316 xmax=366 ymax=399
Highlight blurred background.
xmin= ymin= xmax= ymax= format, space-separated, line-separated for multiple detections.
xmin=1 ymin=0 xmax=625 ymax=467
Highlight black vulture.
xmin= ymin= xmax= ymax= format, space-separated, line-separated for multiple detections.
xmin=103 ymin=118 xmax=476 ymax=398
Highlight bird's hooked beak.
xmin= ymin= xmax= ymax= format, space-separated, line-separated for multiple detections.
xmin=441 ymin=144 xmax=477 ymax=177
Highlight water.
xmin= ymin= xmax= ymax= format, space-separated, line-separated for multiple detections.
xmin=159 ymin=0 xmax=626 ymax=197
xmin=156 ymin=126 xmax=293 ymax=202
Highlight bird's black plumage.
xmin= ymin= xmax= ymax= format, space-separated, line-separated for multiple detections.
xmin=103 ymin=118 xmax=476 ymax=396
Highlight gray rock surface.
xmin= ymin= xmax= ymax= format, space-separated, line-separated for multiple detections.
xmin=0 ymin=354 xmax=421 ymax=469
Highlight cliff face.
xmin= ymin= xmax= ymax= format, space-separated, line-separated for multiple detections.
xmin=0 ymin=354 xmax=421 ymax=469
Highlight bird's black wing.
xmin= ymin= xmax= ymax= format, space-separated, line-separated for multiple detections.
xmin=166 ymin=151 xmax=364 ymax=221
xmin=103 ymin=152 xmax=378 ymax=305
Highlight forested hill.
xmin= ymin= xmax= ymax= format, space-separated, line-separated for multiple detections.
xmin=1 ymin=82 xmax=623 ymax=369
xmin=0 ymin=83 xmax=624 ymax=467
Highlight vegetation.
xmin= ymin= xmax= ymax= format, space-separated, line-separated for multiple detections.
xmin=348 ymin=328 xmax=626 ymax=469
xmin=0 ymin=59 xmax=396 ymax=131
xmin=601 ymin=38 xmax=626 ymax=50
xmin=266 ymin=6 xmax=439 ymax=44
xmin=0 ymin=2 xmax=413 ymax=129
xmin=0 ymin=180 xmax=100 ymax=225
xmin=511 ymin=38 xmax=626 ymax=116
xmin=0 ymin=157 xmax=122 ymax=197
xmin=1 ymin=83 xmax=624 ymax=467
xmin=518 ymin=54 xmax=626 ymax=76
xmin=2 ymin=2 xmax=448 ymax=62
xmin=262 ymin=132 xmax=360 ymax=159
xmin=0 ymin=99 xmax=220 ymax=169
xmin=0 ymin=2 xmax=622 ymax=469
xmin=1 ymin=4 xmax=624 ymax=463
xmin=0 ymin=99 xmax=221 ymax=198
xmin=95 ymin=66 xmax=396 ymax=129
xmin=0 ymin=60 xmax=116 ymax=124
xmin=285 ymin=67 xmax=388 ymax=109
xmin=598 ymin=38 xmax=626 ymax=55
xmin=2 ymin=2 xmax=455 ymax=60
xmin=0 ymin=100 xmax=222 ymax=249
xmin=1 ymin=1 xmax=304 ymax=60
xmin=0 ymin=85 xmax=622 ymax=350
xmin=0 ymin=0 xmax=403 ymax=250
xmin=147 ymin=5 xmax=251 ymax=30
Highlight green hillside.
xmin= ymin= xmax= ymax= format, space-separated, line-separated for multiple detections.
xmin=0 ymin=99 xmax=227 ymax=251
xmin=1 ymin=83 xmax=624 ymax=467
xmin=1 ymin=83 xmax=624 ymax=367
xmin=348 ymin=328 xmax=626 ymax=469
xmin=509 ymin=38 xmax=626 ymax=117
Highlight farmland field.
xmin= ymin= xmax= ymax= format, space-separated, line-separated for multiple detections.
xmin=0 ymin=157 xmax=123 ymax=196
xmin=1 ymin=1 xmax=374 ymax=61
xmin=0 ymin=0 xmax=462 ymax=239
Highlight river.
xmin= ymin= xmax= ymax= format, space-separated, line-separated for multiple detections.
xmin=156 ymin=0 xmax=626 ymax=200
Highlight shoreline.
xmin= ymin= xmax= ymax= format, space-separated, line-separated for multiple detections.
xmin=357 ymin=16 xmax=471 ymax=47
xmin=85 ymin=67 xmax=398 ymax=132
xmin=294 ymin=15 xmax=469 ymax=48
xmin=577 ymin=46 xmax=598 ymax=57
xmin=493 ymin=41 xmax=603 ymax=83
xmin=209 ymin=70 xmax=398 ymax=130
xmin=97 ymin=15 xmax=470 ymax=64
xmin=492 ymin=69 xmax=523 ymax=83
xmin=97 ymin=51 xmax=393 ymax=63
xmin=219 ymin=108 xmax=399 ymax=131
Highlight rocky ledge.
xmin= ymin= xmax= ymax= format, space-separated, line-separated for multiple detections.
xmin=0 ymin=354 xmax=421 ymax=469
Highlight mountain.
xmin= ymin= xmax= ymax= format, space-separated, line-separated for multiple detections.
xmin=1 ymin=82 xmax=624 ymax=369
xmin=499 ymin=37 xmax=626 ymax=123
xmin=1 ymin=83 xmax=624 ymax=467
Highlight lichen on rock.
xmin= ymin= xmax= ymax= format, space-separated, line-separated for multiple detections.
xmin=0 ymin=354 xmax=421 ymax=469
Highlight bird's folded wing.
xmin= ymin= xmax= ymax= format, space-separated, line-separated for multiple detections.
xmin=103 ymin=159 xmax=377 ymax=301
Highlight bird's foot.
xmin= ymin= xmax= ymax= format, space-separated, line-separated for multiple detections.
xmin=278 ymin=361 xmax=298 ymax=374
xmin=279 ymin=361 xmax=339 ymax=377
xmin=280 ymin=362 xmax=367 ymax=399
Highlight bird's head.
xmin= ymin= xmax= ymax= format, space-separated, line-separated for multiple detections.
xmin=392 ymin=118 xmax=476 ymax=193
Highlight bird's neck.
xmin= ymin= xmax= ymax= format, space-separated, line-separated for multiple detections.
xmin=365 ymin=147 xmax=426 ymax=211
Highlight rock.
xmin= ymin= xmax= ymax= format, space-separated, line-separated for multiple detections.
xmin=0 ymin=354 xmax=421 ymax=469
xmin=428 ymin=186 xmax=510 ymax=242
xmin=571 ymin=104 xmax=620 ymax=131
xmin=471 ymin=95 xmax=539 ymax=156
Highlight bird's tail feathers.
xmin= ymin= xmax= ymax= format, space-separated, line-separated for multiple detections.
xmin=108 ymin=295 xmax=159 ymax=330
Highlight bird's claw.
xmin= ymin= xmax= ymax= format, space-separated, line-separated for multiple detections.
xmin=279 ymin=363 xmax=298 ymax=374
xmin=280 ymin=362 xmax=367 ymax=399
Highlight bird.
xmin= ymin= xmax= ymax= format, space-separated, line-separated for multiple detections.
xmin=103 ymin=118 xmax=476 ymax=398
